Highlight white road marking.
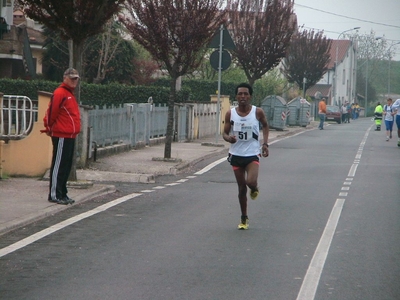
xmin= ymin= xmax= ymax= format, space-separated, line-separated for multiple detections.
xmin=348 ymin=164 xmax=358 ymax=177
xmin=0 ymin=193 xmax=141 ymax=258
xmin=194 ymin=157 xmax=226 ymax=175
xmin=165 ymin=182 xmax=181 ymax=186
xmin=177 ymin=179 xmax=188 ymax=183
xmin=296 ymin=198 xmax=346 ymax=300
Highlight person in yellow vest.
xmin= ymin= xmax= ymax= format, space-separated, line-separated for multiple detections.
xmin=374 ymin=102 xmax=383 ymax=131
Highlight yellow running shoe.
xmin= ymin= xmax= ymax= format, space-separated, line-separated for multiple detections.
xmin=250 ymin=188 xmax=259 ymax=200
xmin=238 ymin=216 xmax=249 ymax=230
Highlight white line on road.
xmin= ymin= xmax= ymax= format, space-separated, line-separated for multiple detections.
xmin=348 ymin=164 xmax=358 ymax=177
xmin=0 ymin=193 xmax=141 ymax=258
xmin=165 ymin=182 xmax=181 ymax=186
xmin=194 ymin=157 xmax=226 ymax=175
xmin=296 ymin=198 xmax=346 ymax=300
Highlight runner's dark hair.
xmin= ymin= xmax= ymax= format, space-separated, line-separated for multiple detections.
xmin=235 ymin=83 xmax=253 ymax=96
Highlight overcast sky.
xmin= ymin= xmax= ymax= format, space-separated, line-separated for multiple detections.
xmin=293 ymin=0 xmax=400 ymax=60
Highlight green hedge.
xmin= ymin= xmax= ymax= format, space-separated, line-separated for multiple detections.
xmin=0 ymin=79 xmax=59 ymax=100
xmin=0 ymin=79 xmax=192 ymax=107
xmin=151 ymin=78 xmax=237 ymax=102
xmin=153 ymin=78 xmax=282 ymax=105
xmin=0 ymin=77 xmax=275 ymax=107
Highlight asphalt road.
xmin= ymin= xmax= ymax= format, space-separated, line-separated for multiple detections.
xmin=1 ymin=119 xmax=399 ymax=300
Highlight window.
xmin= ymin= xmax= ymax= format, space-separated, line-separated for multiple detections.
xmin=342 ymin=69 xmax=346 ymax=85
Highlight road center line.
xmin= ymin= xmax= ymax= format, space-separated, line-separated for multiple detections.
xmin=0 ymin=193 xmax=141 ymax=258
xmin=348 ymin=164 xmax=358 ymax=177
xmin=296 ymin=198 xmax=345 ymax=300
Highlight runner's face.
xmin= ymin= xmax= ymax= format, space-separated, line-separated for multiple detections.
xmin=236 ymin=87 xmax=251 ymax=105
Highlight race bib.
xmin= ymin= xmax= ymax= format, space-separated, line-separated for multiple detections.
xmin=234 ymin=123 xmax=252 ymax=141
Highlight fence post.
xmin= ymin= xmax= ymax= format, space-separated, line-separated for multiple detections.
xmin=78 ymin=105 xmax=91 ymax=168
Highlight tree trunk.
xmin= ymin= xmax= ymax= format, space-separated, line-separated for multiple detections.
xmin=164 ymin=77 xmax=178 ymax=158
xmin=67 ymin=40 xmax=84 ymax=181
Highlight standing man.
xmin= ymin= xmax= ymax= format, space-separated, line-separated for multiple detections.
xmin=391 ymin=98 xmax=400 ymax=147
xmin=42 ymin=68 xmax=81 ymax=205
xmin=223 ymin=83 xmax=269 ymax=230
xmin=341 ymin=103 xmax=348 ymax=123
xmin=351 ymin=103 xmax=356 ymax=120
xmin=346 ymin=102 xmax=352 ymax=123
xmin=318 ymin=98 xmax=327 ymax=130
xmin=356 ymin=103 xmax=361 ymax=119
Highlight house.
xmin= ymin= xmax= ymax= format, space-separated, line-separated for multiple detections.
xmin=307 ymin=39 xmax=358 ymax=106
xmin=0 ymin=1 xmax=45 ymax=79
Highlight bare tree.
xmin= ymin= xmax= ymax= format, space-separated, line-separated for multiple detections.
xmin=120 ymin=0 xmax=226 ymax=158
xmin=281 ymin=28 xmax=332 ymax=95
xmin=93 ymin=21 xmax=123 ymax=84
xmin=228 ymin=0 xmax=296 ymax=87
xmin=131 ymin=58 xmax=159 ymax=85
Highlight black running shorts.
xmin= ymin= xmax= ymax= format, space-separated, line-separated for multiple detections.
xmin=227 ymin=154 xmax=259 ymax=169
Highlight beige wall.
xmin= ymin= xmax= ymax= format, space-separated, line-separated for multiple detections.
xmin=31 ymin=47 xmax=42 ymax=74
xmin=0 ymin=91 xmax=52 ymax=177
xmin=210 ymin=95 xmax=231 ymax=135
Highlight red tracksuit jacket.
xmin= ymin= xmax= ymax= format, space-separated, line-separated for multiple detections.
xmin=43 ymin=83 xmax=81 ymax=138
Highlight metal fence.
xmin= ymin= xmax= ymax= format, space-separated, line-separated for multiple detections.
xmin=87 ymin=103 xmax=171 ymax=148
xmin=0 ymin=95 xmax=37 ymax=140
xmin=87 ymin=102 xmax=222 ymax=150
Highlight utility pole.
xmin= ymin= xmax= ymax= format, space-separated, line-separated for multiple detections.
xmin=365 ymin=36 xmax=382 ymax=117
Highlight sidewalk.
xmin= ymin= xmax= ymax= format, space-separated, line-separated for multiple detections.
xmin=0 ymin=125 xmax=316 ymax=236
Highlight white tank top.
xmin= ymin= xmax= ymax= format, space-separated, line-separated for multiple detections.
xmin=229 ymin=105 xmax=260 ymax=157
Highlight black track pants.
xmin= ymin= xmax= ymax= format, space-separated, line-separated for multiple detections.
xmin=48 ymin=137 xmax=75 ymax=201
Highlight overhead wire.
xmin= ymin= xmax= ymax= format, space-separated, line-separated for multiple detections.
xmin=295 ymin=3 xmax=400 ymax=29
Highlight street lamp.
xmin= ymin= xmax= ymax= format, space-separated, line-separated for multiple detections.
xmin=387 ymin=41 xmax=400 ymax=97
xmin=334 ymin=27 xmax=360 ymax=106
xmin=365 ymin=36 xmax=382 ymax=117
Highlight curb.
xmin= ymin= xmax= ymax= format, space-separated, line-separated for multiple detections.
xmin=0 ymin=184 xmax=116 ymax=237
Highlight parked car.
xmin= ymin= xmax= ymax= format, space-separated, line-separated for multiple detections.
xmin=325 ymin=105 xmax=342 ymax=124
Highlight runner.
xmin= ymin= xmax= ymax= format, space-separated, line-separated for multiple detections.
xmin=223 ymin=83 xmax=269 ymax=230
